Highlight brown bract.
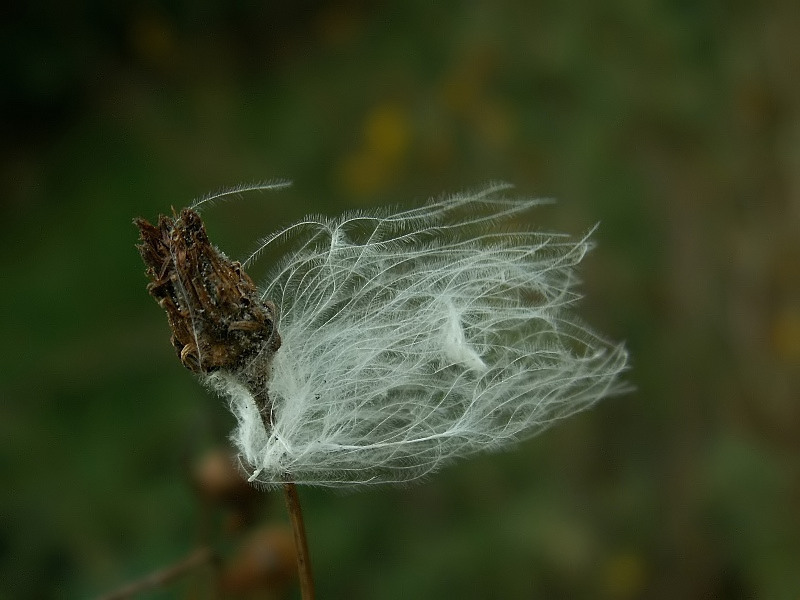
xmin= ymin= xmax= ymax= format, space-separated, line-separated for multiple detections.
xmin=134 ymin=208 xmax=281 ymax=421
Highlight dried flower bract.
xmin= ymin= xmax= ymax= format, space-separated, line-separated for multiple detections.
xmin=135 ymin=208 xmax=281 ymax=424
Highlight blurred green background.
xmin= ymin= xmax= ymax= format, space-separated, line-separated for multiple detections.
xmin=2 ymin=1 xmax=799 ymax=598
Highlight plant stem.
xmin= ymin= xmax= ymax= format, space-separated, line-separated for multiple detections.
xmin=99 ymin=547 xmax=215 ymax=600
xmin=246 ymin=382 xmax=314 ymax=598
xmin=282 ymin=477 xmax=315 ymax=600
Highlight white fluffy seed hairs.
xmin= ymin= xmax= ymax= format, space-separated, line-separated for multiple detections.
xmin=191 ymin=182 xmax=629 ymax=488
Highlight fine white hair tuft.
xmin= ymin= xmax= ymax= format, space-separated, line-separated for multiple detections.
xmin=204 ymin=182 xmax=628 ymax=488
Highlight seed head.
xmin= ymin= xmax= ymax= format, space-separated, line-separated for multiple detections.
xmin=136 ymin=182 xmax=629 ymax=488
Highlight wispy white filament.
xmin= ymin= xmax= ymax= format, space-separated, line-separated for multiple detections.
xmin=205 ymin=182 xmax=628 ymax=488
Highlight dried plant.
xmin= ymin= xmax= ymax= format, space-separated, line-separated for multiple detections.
xmin=137 ymin=181 xmax=628 ymax=490
xmin=134 ymin=181 xmax=628 ymax=598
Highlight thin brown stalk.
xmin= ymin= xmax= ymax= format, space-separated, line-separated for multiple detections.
xmin=99 ymin=547 xmax=215 ymax=600
xmin=283 ymin=477 xmax=316 ymax=600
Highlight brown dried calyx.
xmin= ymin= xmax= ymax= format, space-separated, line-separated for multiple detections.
xmin=135 ymin=208 xmax=281 ymax=420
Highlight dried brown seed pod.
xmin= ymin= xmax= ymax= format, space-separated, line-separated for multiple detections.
xmin=193 ymin=448 xmax=259 ymax=506
xmin=134 ymin=208 xmax=281 ymax=423
xmin=219 ymin=526 xmax=297 ymax=594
